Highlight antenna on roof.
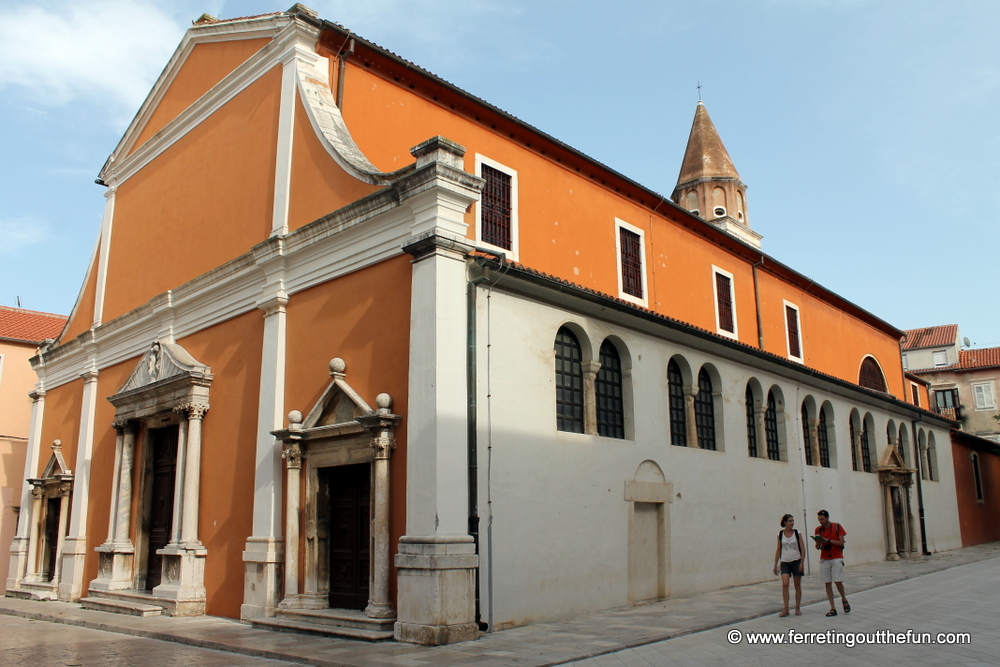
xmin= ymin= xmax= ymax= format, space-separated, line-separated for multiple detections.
xmin=696 ymin=81 xmax=703 ymax=102
xmin=16 ymin=296 xmax=21 ymax=308
xmin=963 ymin=337 xmax=971 ymax=348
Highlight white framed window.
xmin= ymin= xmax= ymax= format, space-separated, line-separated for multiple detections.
xmin=783 ymin=300 xmax=803 ymax=363
xmin=475 ymin=154 xmax=519 ymax=261
xmin=711 ymin=266 xmax=737 ymax=339
xmin=932 ymin=350 xmax=948 ymax=367
xmin=615 ymin=218 xmax=647 ymax=307
xmin=972 ymin=381 xmax=997 ymax=410
xmin=902 ymin=353 xmax=908 ymax=370
xmin=910 ymin=382 xmax=921 ymax=407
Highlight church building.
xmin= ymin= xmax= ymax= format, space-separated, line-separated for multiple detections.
xmin=7 ymin=6 xmax=960 ymax=645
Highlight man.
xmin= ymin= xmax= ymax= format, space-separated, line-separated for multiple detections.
xmin=814 ymin=509 xmax=850 ymax=616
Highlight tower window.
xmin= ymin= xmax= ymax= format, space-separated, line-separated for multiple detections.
xmin=713 ymin=207 xmax=726 ymax=217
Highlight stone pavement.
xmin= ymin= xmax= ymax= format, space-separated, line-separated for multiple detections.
xmin=2 ymin=542 xmax=998 ymax=667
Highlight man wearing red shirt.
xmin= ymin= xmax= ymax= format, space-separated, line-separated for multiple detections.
xmin=814 ymin=509 xmax=850 ymax=616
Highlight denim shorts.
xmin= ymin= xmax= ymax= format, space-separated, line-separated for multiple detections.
xmin=780 ymin=559 xmax=803 ymax=576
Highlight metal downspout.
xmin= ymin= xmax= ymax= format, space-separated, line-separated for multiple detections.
xmin=911 ymin=417 xmax=931 ymax=555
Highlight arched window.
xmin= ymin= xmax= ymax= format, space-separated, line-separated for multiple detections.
xmin=554 ymin=327 xmax=584 ymax=433
xmin=849 ymin=416 xmax=859 ymax=471
xmin=596 ymin=340 xmax=624 ymax=439
xmin=694 ymin=368 xmax=716 ymax=450
xmin=818 ymin=407 xmax=831 ymax=468
xmin=764 ymin=390 xmax=780 ymax=461
xmin=802 ymin=404 xmax=813 ymax=466
xmin=668 ymin=359 xmax=687 ymax=447
xmin=861 ymin=420 xmax=872 ymax=472
xmin=972 ymin=452 xmax=984 ymax=502
xmin=859 ymin=357 xmax=887 ymax=392
xmin=745 ymin=384 xmax=758 ymax=457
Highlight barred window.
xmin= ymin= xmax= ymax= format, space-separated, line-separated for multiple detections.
xmin=716 ymin=272 xmax=734 ymax=334
xmin=554 ymin=327 xmax=584 ymax=433
xmin=480 ymin=164 xmax=512 ymax=250
xmin=764 ymin=390 xmax=780 ymax=461
xmin=818 ymin=407 xmax=831 ymax=468
xmin=786 ymin=305 xmax=801 ymax=359
xmin=596 ymin=340 xmax=625 ymax=439
xmin=668 ymin=359 xmax=687 ymax=447
xmin=802 ymin=404 xmax=813 ymax=466
xmin=745 ymin=385 xmax=758 ymax=457
xmin=859 ymin=357 xmax=887 ymax=392
xmin=694 ymin=368 xmax=716 ymax=450
xmin=861 ymin=421 xmax=872 ymax=472
xmin=850 ymin=420 xmax=858 ymax=471
xmin=619 ymin=227 xmax=643 ymax=299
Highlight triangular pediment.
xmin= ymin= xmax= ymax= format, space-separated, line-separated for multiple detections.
xmin=116 ymin=341 xmax=211 ymax=396
xmin=40 ymin=441 xmax=70 ymax=479
xmin=876 ymin=444 xmax=910 ymax=472
xmin=303 ymin=359 xmax=374 ymax=429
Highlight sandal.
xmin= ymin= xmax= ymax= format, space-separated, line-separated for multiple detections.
xmin=843 ymin=601 xmax=851 ymax=614
xmin=778 ymin=611 xmax=789 ymax=617
xmin=826 ymin=609 xmax=838 ymax=617
xmin=795 ymin=610 xmax=802 ymax=616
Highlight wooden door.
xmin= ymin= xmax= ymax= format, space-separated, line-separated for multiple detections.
xmin=43 ymin=497 xmax=61 ymax=581
xmin=327 ymin=463 xmax=371 ymax=610
xmin=145 ymin=425 xmax=178 ymax=591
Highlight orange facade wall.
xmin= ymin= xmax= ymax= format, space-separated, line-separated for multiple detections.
xmin=284 ymin=255 xmax=412 ymax=601
xmin=951 ymin=440 xmax=1000 ymax=546
xmin=36 ymin=379 xmax=83 ymax=477
xmin=335 ymin=57 xmax=903 ymax=391
xmin=287 ymin=97 xmax=381 ymax=231
xmin=175 ymin=310 xmax=264 ymax=618
xmin=131 ymin=38 xmax=272 ymax=153
xmin=103 ymin=67 xmax=282 ymax=322
xmin=61 ymin=255 xmax=99 ymax=343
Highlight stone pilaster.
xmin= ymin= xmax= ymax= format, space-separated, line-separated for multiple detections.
xmin=7 ymin=389 xmax=45 ymax=592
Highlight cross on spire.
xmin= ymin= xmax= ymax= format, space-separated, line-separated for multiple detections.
xmin=696 ymin=81 xmax=702 ymax=102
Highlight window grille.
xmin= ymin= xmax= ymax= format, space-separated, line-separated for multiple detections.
xmin=694 ymin=368 xmax=716 ymax=450
xmin=861 ymin=421 xmax=872 ymax=472
xmin=786 ymin=305 xmax=801 ymax=359
xmin=716 ymin=273 xmax=734 ymax=333
xmin=554 ymin=327 xmax=584 ymax=433
xmin=859 ymin=357 xmax=887 ymax=392
xmin=764 ymin=391 xmax=780 ymax=461
xmin=818 ymin=408 xmax=830 ymax=468
xmin=481 ymin=164 xmax=512 ymax=250
xmin=596 ymin=340 xmax=625 ymax=439
xmin=745 ymin=385 xmax=758 ymax=457
xmin=850 ymin=420 xmax=858 ymax=471
xmin=802 ymin=404 xmax=813 ymax=466
xmin=668 ymin=360 xmax=686 ymax=447
xmin=619 ymin=227 xmax=643 ymax=298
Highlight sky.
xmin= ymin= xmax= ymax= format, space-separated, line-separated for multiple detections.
xmin=1 ymin=0 xmax=998 ymax=346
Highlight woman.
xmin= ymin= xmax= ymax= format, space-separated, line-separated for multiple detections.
xmin=773 ymin=513 xmax=805 ymax=616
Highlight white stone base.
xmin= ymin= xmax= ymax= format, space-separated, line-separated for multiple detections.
xmin=89 ymin=543 xmax=135 ymax=591
xmin=393 ymin=536 xmax=479 ymax=645
xmin=5 ymin=537 xmax=29 ymax=593
xmin=58 ymin=537 xmax=88 ymax=601
xmin=241 ymin=536 xmax=284 ymax=620
xmin=150 ymin=545 xmax=207 ymax=616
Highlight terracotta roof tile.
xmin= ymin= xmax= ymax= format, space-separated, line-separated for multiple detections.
xmin=0 ymin=306 xmax=67 ymax=344
xmin=902 ymin=324 xmax=958 ymax=350
xmin=957 ymin=347 xmax=1000 ymax=370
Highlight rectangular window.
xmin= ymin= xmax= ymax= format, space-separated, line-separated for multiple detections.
xmin=615 ymin=219 xmax=646 ymax=305
xmin=712 ymin=267 xmax=737 ymax=338
xmin=783 ymin=301 xmax=802 ymax=362
xmin=902 ymin=354 xmax=908 ymax=370
xmin=910 ymin=383 xmax=920 ymax=407
xmin=932 ymin=350 xmax=948 ymax=367
xmin=972 ymin=382 xmax=997 ymax=410
xmin=475 ymin=155 xmax=518 ymax=259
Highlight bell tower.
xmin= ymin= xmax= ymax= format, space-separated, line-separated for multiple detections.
xmin=671 ymin=101 xmax=762 ymax=249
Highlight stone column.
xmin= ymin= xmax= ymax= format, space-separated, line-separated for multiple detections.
xmin=23 ymin=484 xmax=45 ymax=582
xmin=582 ymin=360 xmax=601 ymax=435
xmin=114 ymin=424 xmax=137 ymax=545
xmin=755 ymin=407 xmax=767 ymax=459
xmin=904 ymin=479 xmax=918 ymax=554
xmin=168 ymin=417 xmax=189 ymax=547
xmin=881 ymin=477 xmax=900 ymax=560
xmin=279 ymin=437 xmax=303 ymax=606
xmin=104 ymin=424 xmax=124 ymax=544
xmin=92 ymin=422 xmax=138 ymax=592
xmin=8 ymin=390 xmax=46 ymax=592
xmin=684 ymin=387 xmax=699 ymax=448
xmin=358 ymin=396 xmax=402 ymax=620
xmin=181 ymin=404 xmax=207 ymax=546
xmin=919 ymin=444 xmax=929 ymax=480
xmin=808 ymin=418 xmax=821 ymax=467
xmin=51 ymin=482 xmax=72 ymax=587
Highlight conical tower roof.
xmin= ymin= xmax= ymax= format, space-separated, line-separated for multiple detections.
xmin=675 ymin=101 xmax=741 ymax=186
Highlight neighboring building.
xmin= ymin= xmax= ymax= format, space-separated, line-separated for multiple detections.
xmin=8 ymin=7 xmax=960 ymax=646
xmin=949 ymin=429 xmax=1000 ymax=546
xmin=901 ymin=324 xmax=960 ymax=372
xmin=0 ymin=306 xmax=67 ymax=589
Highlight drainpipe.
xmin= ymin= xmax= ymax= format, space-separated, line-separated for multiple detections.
xmin=911 ymin=416 xmax=931 ymax=555
xmin=752 ymin=259 xmax=765 ymax=350
xmin=335 ymin=37 xmax=355 ymax=110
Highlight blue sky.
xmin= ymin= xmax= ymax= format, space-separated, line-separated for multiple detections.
xmin=1 ymin=0 xmax=998 ymax=345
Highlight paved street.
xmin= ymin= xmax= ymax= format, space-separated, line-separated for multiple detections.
xmin=0 ymin=613 xmax=299 ymax=667
xmin=566 ymin=557 xmax=1000 ymax=666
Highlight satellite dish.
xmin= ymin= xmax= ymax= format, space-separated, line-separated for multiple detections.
xmin=963 ymin=337 xmax=971 ymax=348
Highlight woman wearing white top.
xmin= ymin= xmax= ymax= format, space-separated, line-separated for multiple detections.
xmin=773 ymin=513 xmax=805 ymax=617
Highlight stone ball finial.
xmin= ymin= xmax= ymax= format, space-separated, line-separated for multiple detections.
xmin=329 ymin=358 xmax=346 ymax=374
xmin=52 ymin=439 xmax=62 ymax=449
xmin=288 ymin=410 xmax=303 ymax=425
xmin=376 ymin=393 xmax=392 ymax=410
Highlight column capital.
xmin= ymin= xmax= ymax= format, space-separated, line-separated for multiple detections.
xmin=59 ymin=482 xmax=73 ymax=497
xmin=282 ymin=442 xmax=303 ymax=470
xmin=80 ymin=368 xmax=100 ymax=383
xmin=29 ymin=388 xmax=46 ymax=401
xmin=257 ymin=292 xmax=289 ymax=317
xmin=176 ymin=403 xmax=210 ymax=420
xmin=112 ymin=419 xmax=136 ymax=435
xmin=582 ymin=360 xmax=602 ymax=378
xmin=402 ymin=231 xmax=474 ymax=262
xmin=30 ymin=485 xmax=45 ymax=499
